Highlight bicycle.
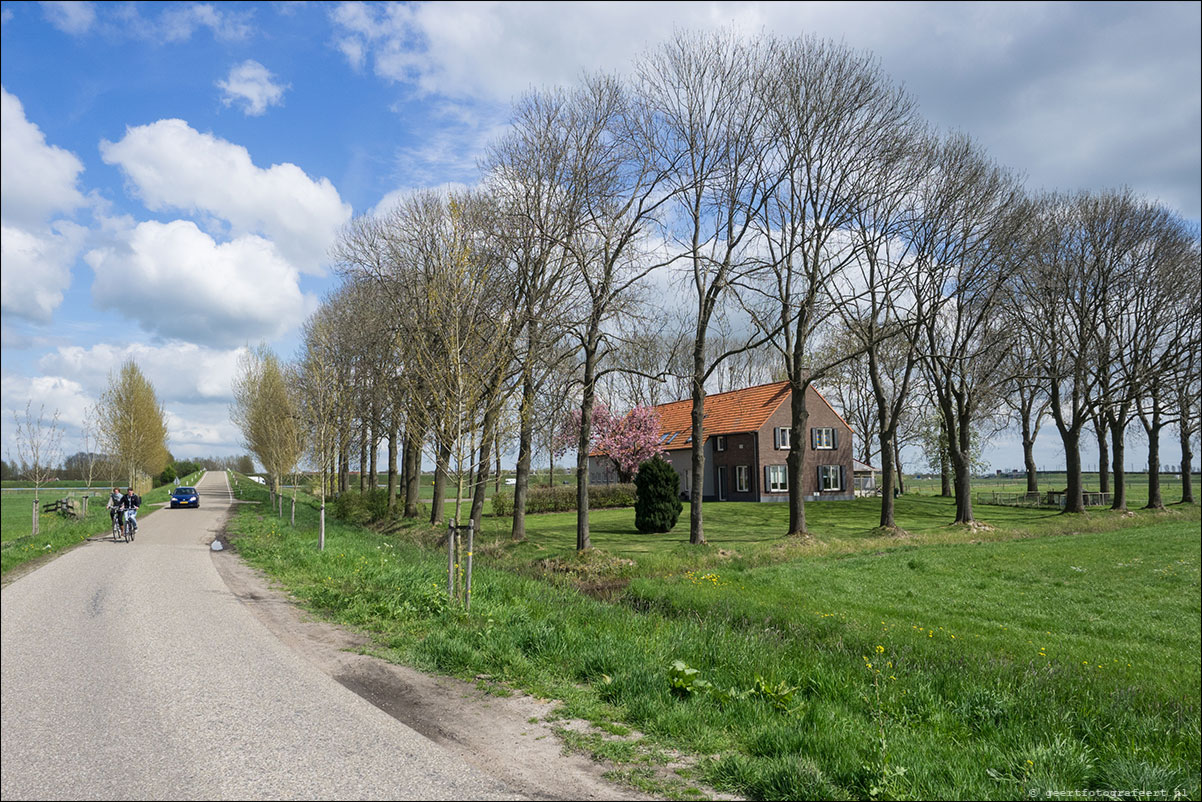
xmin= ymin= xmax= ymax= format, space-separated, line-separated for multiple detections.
xmin=122 ymin=508 xmax=137 ymax=543
xmin=110 ymin=510 xmax=122 ymax=541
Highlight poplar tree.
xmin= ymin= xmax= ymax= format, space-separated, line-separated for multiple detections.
xmin=97 ymin=360 xmax=169 ymax=490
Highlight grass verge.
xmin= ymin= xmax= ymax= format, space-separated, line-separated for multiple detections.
xmin=225 ymin=475 xmax=1200 ymax=801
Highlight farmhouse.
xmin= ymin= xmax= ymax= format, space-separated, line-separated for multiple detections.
xmin=589 ymin=381 xmax=855 ymax=502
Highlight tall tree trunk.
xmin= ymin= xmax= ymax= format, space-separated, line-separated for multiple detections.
xmin=494 ymin=432 xmax=501 ymax=494
xmin=1143 ymin=392 xmax=1164 ymax=510
xmin=688 ymin=356 xmax=707 ymax=546
xmin=576 ymin=340 xmax=600 ymax=552
xmin=939 ymin=413 xmax=952 ymax=497
xmin=1094 ymin=416 xmax=1110 ymax=495
xmin=787 ymin=383 xmax=808 ymax=535
xmin=386 ymin=421 xmax=399 ymax=513
xmin=950 ymin=403 xmax=975 ymax=523
xmin=512 ymin=370 xmax=536 ymax=541
xmin=1181 ymin=419 xmax=1195 ymax=504
xmin=369 ymin=417 xmax=378 ymax=494
xmin=1022 ymin=407 xmax=1039 ymax=494
xmin=894 ymin=439 xmax=904 ymax=495
xmin=470 ymin=403 xmax=500 ymax=532
xmin=1110 ymin=414 xmax=1128 ymax=511
xmin=359 ymin=429 xmax=368 ymax=493
xmin=1062 ymin=428 xmax=1084 ymax=513
xmin=430 ymin=437 xmax=449 ymax=525
xmin=338 ymin=436 xmax=349 ymax=494
xmin=878 ymin=428 xmax=896 ymax=528
xmin=403 ymin=426 xmax=421 ymax=518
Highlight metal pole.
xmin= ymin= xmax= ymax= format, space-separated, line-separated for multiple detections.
xmin=465 ymin=520 xmax=474 ymax=612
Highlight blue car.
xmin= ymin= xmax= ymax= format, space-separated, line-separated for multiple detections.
xmin=171 ymin=487 xmax=200 ymax=509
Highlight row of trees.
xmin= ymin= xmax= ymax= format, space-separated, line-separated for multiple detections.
xmin=271 ymin=29 xmax=1198 ymax=552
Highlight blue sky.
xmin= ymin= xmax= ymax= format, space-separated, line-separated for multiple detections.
xmin=1 ymin=1 xmax=1199 ymax=472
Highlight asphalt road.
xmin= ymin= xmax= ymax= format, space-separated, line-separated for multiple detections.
xmin=1 ymin=471 xmax=523 ymax=800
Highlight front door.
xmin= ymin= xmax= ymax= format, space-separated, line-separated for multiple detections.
xmin=716 ymin=466 xmax=727 ymax=501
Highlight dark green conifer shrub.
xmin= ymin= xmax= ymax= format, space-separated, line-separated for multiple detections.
xmin=634 ymin=455 xmax=682 ymax=533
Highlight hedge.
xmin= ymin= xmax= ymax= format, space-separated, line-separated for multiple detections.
xmin=492 ymin=482 xmax=636 ymax=516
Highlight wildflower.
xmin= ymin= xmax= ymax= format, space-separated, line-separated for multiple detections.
xmin=876 ymin=645 xmax=885 ymax=654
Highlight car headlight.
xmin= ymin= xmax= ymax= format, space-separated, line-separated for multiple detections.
xmin=189 ymin=496 xmax=197 ymax=501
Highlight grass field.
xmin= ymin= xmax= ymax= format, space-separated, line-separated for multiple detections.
xmin=225 ymin=474 xmax=1200 ymax=800
xmin=1 ymin=471 xmax=204 ymax=575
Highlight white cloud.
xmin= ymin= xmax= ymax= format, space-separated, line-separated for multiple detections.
xmin=100 ymin=119 xmax=351 ymax=274
xmin=0 ymin=86 xmax=89 ymax=323
xmin=1 ymin=86 xmax=86 ymax=227
xmin=160 ymin=4 xmax=252 ymax=42
xmin=85 ymin=220 xmax=314 ymax=347
xmin=39 ymin=341 xmax=248 ymax=403
xmin=0 ymin=373 xmax=93 ymax=433
xmin=0 ymin=221 xmax=87 ymax=323
xmin=330 ymin=2 xmax=1200 ymax=219
xmin=217 ymin=60 xmax=289 ymax=116
xmin=39 ymin=1 xmax=96 ymax=35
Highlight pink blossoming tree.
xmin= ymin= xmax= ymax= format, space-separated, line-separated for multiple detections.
xmin=554 ymin=402 xmax=665 ymax=483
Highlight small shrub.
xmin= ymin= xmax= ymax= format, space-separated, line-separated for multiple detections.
xmin=634 ymin=455 xmax=682 ymax=533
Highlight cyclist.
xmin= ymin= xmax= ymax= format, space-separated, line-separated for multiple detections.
xmin=106 ymin=487 xmax=123 ymax=533
xmin=118 ymin=487 xmax=142 ymax=534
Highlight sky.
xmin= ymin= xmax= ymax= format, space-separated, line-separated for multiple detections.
xmin=1 ymin=0 xmax=1199 ymax=474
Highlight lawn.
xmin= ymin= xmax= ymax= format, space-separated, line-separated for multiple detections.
xmin=225 ymin=475 xmax=1200 ymax=800
xmin=1 ymin=471 xmax=204 ymax=574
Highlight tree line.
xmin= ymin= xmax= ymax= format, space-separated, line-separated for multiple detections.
xmin=244 ymin=29 xmax=1198 ymax=551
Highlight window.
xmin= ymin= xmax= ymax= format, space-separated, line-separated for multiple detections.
xmin=812 ymin=427 xmax=836 ymax=450
xmin=819 ymin=465 xmax=844 ymax=491
xmin=736 ymin=465 xmax=749 ymax=492
xmin=774 ymin=427 xmax=790 ymax=449
xmin=715 ymin=435 xmax=727 ymax=452
xmin=766 ymin=464 xmax=788 ymax=492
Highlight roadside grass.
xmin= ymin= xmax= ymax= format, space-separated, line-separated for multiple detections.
xmin=1 ymin=471 xmax=204 ymax=575
xmin=225 ymin=474 xmax=1200 ymax=800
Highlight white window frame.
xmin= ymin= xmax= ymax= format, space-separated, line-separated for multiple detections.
xmin=736 ymin=465 xmax=749 ymax=492
xmin=774 ymin=427 xmax=790 ymax=450
xmin=715 ymin=435 xmax=726 ymax=452
xmin=813 ymin=427 xmax=835 ymax=450
xmin=819 ymin=464 xmax=843 ymax=491
xmin=766 ymin=464 xmax=788 ymax=492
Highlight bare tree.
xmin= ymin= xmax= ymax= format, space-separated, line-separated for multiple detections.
xmin=8 ymin=402 xmax=65 ymax=535
xmin=639 ymin=29 xmax=776 ymax=545
xmin=913 ymin=134 xmax=1028 ymax=524
xmin=294 ymin=305 xmax=346 ymax=550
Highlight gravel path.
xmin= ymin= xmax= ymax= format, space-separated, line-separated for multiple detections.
xmin=1 ymin=471 xmax=523 ymax=800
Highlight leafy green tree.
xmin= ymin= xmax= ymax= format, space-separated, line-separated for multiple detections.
xmin=634 ymin=456 xmax=683 ymax=534
xmin=97 ymin=361 xmax=169 ymax=490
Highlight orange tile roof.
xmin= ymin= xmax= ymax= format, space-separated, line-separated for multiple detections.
xmin=653 ymin=381 xmax=790 ymax=450
xmin=590 ymin=381 xmax=854 ymax=457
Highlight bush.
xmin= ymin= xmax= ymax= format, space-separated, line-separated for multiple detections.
xmin=156 ymin=464 xmax=177 ymax=487
xmin=492 ymin=482 xmax=637 ymax=516
xmin=634 ymin=456 xmax=682 ymax=533
xmin=330 ymin=490 xmax=397 ymax=525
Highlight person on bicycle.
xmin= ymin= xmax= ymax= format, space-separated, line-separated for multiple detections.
xmin=106 ymin=487 xmax=123 ymax=530
xmin=118 ymin=487 xmax=141 ymax=533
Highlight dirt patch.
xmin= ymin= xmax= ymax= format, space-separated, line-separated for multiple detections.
xmin=210 ymin=537 xmax=677 ymax=800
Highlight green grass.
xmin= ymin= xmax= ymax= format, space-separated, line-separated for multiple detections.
xmin=225 ymin=474 xmax=1200 ymax=800
xmin=1 ymin=471 xmax=204 ymax=574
